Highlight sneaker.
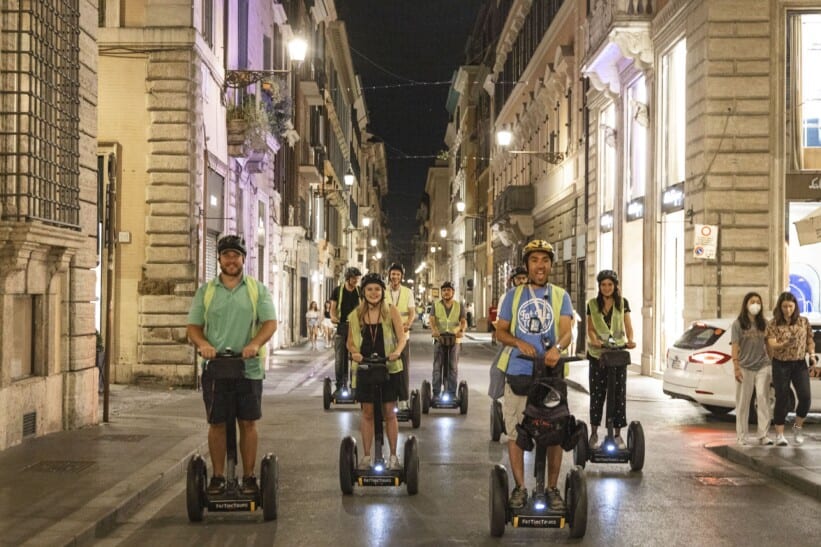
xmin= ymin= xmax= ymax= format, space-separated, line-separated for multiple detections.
xmin=398 ymin=400 xmax=409 ymax=411
xmin=207 ymin=476 xmax=226 ymax=495
xmin=588 ymin=432 xmax=599 ymax=449
xmin=736 ymin=436 xmax=748 ymax=446
xmin=388 ymin=454 xmax=401 ymax=470
xmin=546 ymin=487 xmax=566 ymax=512
xmin=775 ymin=434 xmax=789 ymax=446
xmin=793 ymin=425 xmax=805 ymax=445
xmin=758 ymin=437 xmax=774 ymax=446
xmin=241 ymin=475 xmax=259 ymax=495
xmin=509 ymin=485 xmax=528 ymax=509
xmin=614 ymin=435 xmax=627 ymax=450
xmin=358 ymin=456 xmax=372 ymax=470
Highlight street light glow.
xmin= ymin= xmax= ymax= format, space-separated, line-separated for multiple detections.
xmin=456 ymin=200 xmax=466 ymax=213
xmin=439 ymin=228 xmax=447 ymax=238
xmin=496 ymin=128 xmax=513 ymax=146
xmin=287 ymin=37 xmax=308 ymax=62
xmin=362 ymin=216 xmax=371 ymax=227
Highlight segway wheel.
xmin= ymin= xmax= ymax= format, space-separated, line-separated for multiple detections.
xmin=489 ymin=464 xmax=509 ymax=537
xmin=421 ymin=380 xmax=431 ymax=414
xmin=403 ymin=436 xmax=420 ymax=495
xmin=565 ymin=466 xmax=588 ymax=538
xmin=323 ymin=378 xmax=332 ymax=410
xmin=410 ymin=390 xmax=422 ymax=429
xmin=490 ymin=399 xmax=503 ymax=442
xmin=261 ymin=454 xmax=278 ymax=521
xmin=458 ymin=381 xmax=469 ymax=415
xmin=186 ymin=455 xmax=206 ymax=522
xmin=574 ymin=421 xmax=589 ymax=468
xmin=339 ymin=436 xmax=357 ymax=495
xmin=628 ymin=421 xmax=645 ymax=471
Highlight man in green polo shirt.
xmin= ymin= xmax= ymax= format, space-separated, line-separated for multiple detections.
xmin=187 ymin=234 xmax=277 ymax=497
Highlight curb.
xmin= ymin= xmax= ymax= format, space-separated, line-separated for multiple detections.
xmin=706 ymin=443 xmax=821 ymax=501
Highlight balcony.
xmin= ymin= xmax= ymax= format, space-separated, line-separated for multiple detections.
xmin=583 ymin=0 xmax=653 ymax=93
xmin=298 ymin=57 xmax=325 ymax=106
xmin=491 ymin=185 xmax=534 ymax=247
xmin=299 ymin=145 xmax=324 ymax=187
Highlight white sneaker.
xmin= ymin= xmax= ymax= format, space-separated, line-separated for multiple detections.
xmin=775 ymin=434 xmax=789 ymax=446
xmin=758 ymin=437 xmax=774 ymax=446
xmin=358 ymin=456 xmax=372 ymax=470
xmin=736 ymin=436 xmax=748 ymax=446
xmin=793 ymin=425 xmax=805 ymax=445
xmin=388 ymin=454 xmax=401 ymax=471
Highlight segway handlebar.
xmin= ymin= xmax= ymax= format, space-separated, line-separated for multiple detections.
xmin=357 ymin=353 xmax=388 ymax=370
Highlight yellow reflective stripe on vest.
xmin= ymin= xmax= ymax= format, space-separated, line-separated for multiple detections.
xmin=203 ymin=276 xmax=266 ymax=358
xmin=496 ymin=284 xmax=567 ymax=375
xmin=586 ymin=298 xmax=626 ymax=359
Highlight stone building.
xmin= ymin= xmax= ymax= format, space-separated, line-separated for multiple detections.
xmin=0 ymin=0 xmax=99 ymax=450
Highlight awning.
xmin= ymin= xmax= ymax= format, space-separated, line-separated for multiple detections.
xmin=794 ymin=206 xmax=821 ymax=245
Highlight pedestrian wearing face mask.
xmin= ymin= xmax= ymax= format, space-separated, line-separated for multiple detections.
xmin=731 ymin=292 xmax=773 ymax=446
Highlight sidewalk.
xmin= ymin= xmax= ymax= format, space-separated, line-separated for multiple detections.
xmin=0 ymin=342 xmax=331 ymax=547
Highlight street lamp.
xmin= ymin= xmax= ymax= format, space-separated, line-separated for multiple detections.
xmin=344 ymin=166 xmax=355 ymax=187
xmin=439 ymin=228 xmax=447 ymax=238
xmin=362 ymin=216 xmax=371 ymax=227
xmin=496 ymin=127 xmax=564 ymax=165
xmin=370 ymin=238 xmax=378 ymax=248
xmin=287 ymin=37 xmax=308 ymax=63
xmin=456 ymin=200 xmax=466 ymax=213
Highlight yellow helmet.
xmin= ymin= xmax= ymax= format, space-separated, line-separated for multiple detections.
xmin=522 ymin=239 xmax=555 ymax=263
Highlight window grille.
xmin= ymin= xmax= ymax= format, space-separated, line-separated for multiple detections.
xmin=0 ymin=0 xmax=81 ymax=228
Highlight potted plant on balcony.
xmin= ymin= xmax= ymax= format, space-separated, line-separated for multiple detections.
xmin=226 ymin=96 xmax=269 ymax=157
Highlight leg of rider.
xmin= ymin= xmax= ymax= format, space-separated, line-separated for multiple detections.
xmin=208 ymin=424 xmax=227 ymax=477
xmin=237 ymin=419 xmax=258 ymax=478
xmin=360 ymin=402 xmax=375 ymax=457
xmin=588 ymin=356 xmax=606 ymax=436
xmin=546 ymin=444 xmax=563 ymax=490
xmin=432 ymin=343 xmax=443 ymax=396
xmin=448 ymin=344 xmax=460 ymax=394
xmin=508 ymin=440 xmax=525 ymax=488
xmin=333 ymin=333 xmax=346 ymax=388
xmin=383 ymin=401 xmax=399 ymax=455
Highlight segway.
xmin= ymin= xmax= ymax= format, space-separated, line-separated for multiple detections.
xmin=339 ymin=354 xmax=419 ymax=495
xmin=394 ymin=389 xmax=422 ymax=428
xmin=421 ymin=332 xmax=468 ymax=414
xmin=323 ymin=347 xmax=357 ymax=409
xmin=490 ymin=356 xmax=587 ymax=538
xmin=187 ymin=351 xmax=278 ymax=522
xmin=574 ymin=342 xmax=645 ymax=471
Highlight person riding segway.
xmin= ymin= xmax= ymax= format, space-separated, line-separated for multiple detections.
xmin=338 ymin=273 xmax=419 ymax=494
xmin=323 ymin=267 xmax=362 ymax=409
xmin=387 ymin=262 xmax=421 ymax=428
xmin=423 ymin=281 xmax=468 ymax=414
xmin=185 ymin=235 xmax=279 ymax=521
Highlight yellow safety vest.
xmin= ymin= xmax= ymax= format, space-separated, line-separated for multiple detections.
xmin=348 ymin=308 xmax=402 ymax=387
xmin=434 ymin=300 xmax=462 ymax=342
xmin=496 ymin=284 xmax=569 ymax=376
xmin=389 ymin=285 xmax=413 ymax=319
xmin=586 ymin=298 xmax=626 ymax=359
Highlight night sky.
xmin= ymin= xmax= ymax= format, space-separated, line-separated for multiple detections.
xmin=336 ymin=1 xmax=485 ymax=264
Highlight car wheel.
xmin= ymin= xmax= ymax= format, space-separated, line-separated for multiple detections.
xmin=702 ymin=404 xmax=733 ymax=416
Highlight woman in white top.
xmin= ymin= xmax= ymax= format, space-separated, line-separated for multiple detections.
xmin=306 ymin=301 xmax=321 ymax=350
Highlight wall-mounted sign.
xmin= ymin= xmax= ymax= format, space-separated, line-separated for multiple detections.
xmin=661 ymin=181 xmax=685 ymax=214
xmin=786 ymin=172 xmax=821 ymax=199
xmin=693 ymin=224 xmax=718 ymax=259
xmin=626 ymin=196 xmax=645 ymax=222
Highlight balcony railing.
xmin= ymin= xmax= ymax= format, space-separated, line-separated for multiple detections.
xmin=585 ymin=0 xmax=653 ymax=60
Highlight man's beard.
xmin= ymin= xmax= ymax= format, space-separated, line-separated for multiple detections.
xmin=220 ymin=264 xmax=242 ymax=278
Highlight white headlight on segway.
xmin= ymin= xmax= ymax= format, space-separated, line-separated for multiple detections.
xmin=534 ymin=501 xmax=546 ymax=510
xmin=342 ymin=389 xmax=349 ymax=397
xmin=442 ymin=393 xmax=450 ymax=402
xmin=375 ymin=463 xmax=384 ymax=472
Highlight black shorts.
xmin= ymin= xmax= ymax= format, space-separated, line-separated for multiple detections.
xmin=357 ymin=372 xmax=401 ymax=404
xmin=202 ymin=376 xmax=263 ymax=424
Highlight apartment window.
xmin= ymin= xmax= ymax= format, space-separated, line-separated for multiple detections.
xmin=788 ymin=12 xmax=821 ymax=170
xmin=202 ymin=0 xmax=213 ymax=48
xmin=11 ymin=296 xmax=35 ymax=380
xmin=660 ymin=39 xmax=687 ymax=188
xmin=599 ymin=103 xmax=617 ymax=212
xmin=263 ymin=35 xmax=272 ymax=70
xmin=627 ymin=76 xmax=648 ymax=200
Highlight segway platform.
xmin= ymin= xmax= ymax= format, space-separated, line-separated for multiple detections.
xmin=323 ymin=377 xmax=357 ymax=409
xmin=339 ymin=435 xmax=419 ymax=494
xmin=394 ymin=389 xmax=422 ymax=428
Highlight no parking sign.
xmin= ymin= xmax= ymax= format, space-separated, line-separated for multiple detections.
xmin=693 ymin=224 xmax=718 ymax=259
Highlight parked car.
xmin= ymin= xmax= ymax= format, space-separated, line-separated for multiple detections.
xmin=662 ymin=313 xmax=821 ymax=416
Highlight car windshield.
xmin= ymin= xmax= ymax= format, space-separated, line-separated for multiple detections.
xmin=673 ymin=324 xmax=726 ymax=350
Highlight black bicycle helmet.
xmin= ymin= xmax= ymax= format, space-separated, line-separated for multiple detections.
xmin=596 ymin=269 xmax=619 ymax=285
xmin=509 ymin=265 xmax=528 ymax=281
xmin=217 ymin=234 xmax=247 ymax=256
xmin=441 ymin=281 xmax=454 ymax=290
xmin=360 ymin=272 xmax=385 ymax=291
xmin=522 ymin=239 xmax=555 ymax=263
xmin=344 ymin=266 xmax=362 ymax=280
xmin=388 ymin=262 xmax=405 ymax=275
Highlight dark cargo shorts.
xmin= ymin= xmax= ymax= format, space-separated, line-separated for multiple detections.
xmin=202 ymin=376 xmax=263 ymax=424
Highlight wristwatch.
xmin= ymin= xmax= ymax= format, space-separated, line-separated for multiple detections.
xmin=555 ymin=343 xmax=564 ymax=352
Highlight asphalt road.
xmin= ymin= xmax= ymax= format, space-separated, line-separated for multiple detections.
xmin=96 ymin=329 xmax=821 ymax=546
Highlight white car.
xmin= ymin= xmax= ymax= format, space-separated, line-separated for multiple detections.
xmin=662 ymin=314 xmax=821 ymax=416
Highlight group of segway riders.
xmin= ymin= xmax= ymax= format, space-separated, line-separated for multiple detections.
xmin=184 ymin=235 xmax=641 ymax=537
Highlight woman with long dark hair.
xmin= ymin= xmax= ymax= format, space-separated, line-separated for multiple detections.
xmin=731 ymin=292 xmax=772 ymax=445
xmin=766 ymin=291 xmax=817 ymax=446
xmin=585 ymin=270 xmax=636 ymax=450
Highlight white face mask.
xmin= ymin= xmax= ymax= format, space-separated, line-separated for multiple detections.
xmin=747 ymin=303 xmax=761 ymax=315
